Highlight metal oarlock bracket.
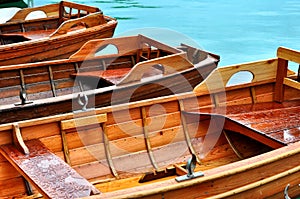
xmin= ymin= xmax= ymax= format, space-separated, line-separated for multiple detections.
xmin=15 ymin=86 xmax=33 ymax=106
xmin=285 ymin=184 xmax=291 ymax=199
xmin=175 ymin=154 xmax=204 ymax=182
xmin=77 ymin=92 xmax=88 ymax=111
xmin=284 ymin=184 xmax=300 ymax=199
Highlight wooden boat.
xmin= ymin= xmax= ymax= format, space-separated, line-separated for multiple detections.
xmin=0 ymin=34 xmax=219 ymax=124
xmin=0 ymin=1 xmax=117 ymax=65
xmin=0 ymin=46 xmax=299 ymax=198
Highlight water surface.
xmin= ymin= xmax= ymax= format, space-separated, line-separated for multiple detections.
xmin=32 ymin=0 xmax=300 ymax=71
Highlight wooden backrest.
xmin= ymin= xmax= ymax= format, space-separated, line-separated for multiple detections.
xmin=59 ymin=1 xmax=100 ymax=20
xmin=50 ymin=12 xmax=105 ymax=37
xmin=7 ymin=4 xmax=60 ymax=22
xmin=7 ymin=1 xmax=100 ymax=25
xmin=275 ymin=47 xmax=300 ymax=102
xmin=117 ymin=53 xmax=195 ymax=85
xmin=69 ymin=34 xmax=180 ymax=61
xmin=69 ymin=36 xmax=140 ymax=60
xmin=139 ymin=35 xmax=181 ymax=54
xmin=58 ymin=1 xmax=100 ymax=27
xmin=194 ymin=46 xmax=299 ymax=103
xmin=277 ymin=47 xmax=300 ymax=64
xmin=193 ymin=58 xmax=279 ymax=94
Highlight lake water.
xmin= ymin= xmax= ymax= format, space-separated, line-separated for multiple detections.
xmin=31 ymin=0 xmax=300 ymax=72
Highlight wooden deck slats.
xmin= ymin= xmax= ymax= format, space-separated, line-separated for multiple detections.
xmin=0 ymin=139 xmax=100 ymax=198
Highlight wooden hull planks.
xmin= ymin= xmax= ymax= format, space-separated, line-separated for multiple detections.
xmin=0 ymin=35 xmax=219 ymax=124
xmin=0 ymin=46 xmax=299 ymax=198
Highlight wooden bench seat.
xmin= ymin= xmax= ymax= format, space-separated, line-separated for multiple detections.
xmin=0 ymin=139 xmax=100 ymax=198
xmin=71 ymin=68 xmax=131 ymax=85
xmin=225 ymin=100 xmax=300 ymax=145
xmin=190 ymin=100 xmax=300 ymax=149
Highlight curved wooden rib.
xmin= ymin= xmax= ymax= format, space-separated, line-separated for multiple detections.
xmin=141 ymin=106 xmax=158 ymax=170
xmin=178 ymin=100 xmax=201 ymax=164
xmin=60 ymin=128 xmax=71 ymax=165
xmin=250 ymin=86 xmax=257 ymax=104
xmin=48 ymin=66 xmax=56 ymax=97
xmin=12 ymin=123 xmax=29 ymax=155
xmin=102 ymin=123 xmax=119 ymax=179
xmin=73 ymin=62 xmax=83 ymax=92
xmin=19 ymin=69 xmax=25 ymax=91
xmin=223 ymin=130 xmax=244 ymax=160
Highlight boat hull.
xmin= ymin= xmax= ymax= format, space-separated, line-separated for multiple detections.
xmin=0 ymin=46 xmax=299 ymax=198
xmin=0 ymin=1 xmax=117 ymax=65
xmin=0 ymin=19 xmax=117 ymax=65
xmin=0 ymin=60 xmax=216 ymax=124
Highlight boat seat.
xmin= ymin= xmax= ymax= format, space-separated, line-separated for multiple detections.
xmin=71 ymin=68 xmax=131 ymax=85
xmin=193 ymin=100 xmax=300 ymax=148
xmin=0 ymin=139 xmax=100 ymax=198
xmin=224 ymin=101 xmax=300 ymax=146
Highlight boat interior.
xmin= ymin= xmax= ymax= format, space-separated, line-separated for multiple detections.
xmin=0 ymin=34 xmax=217 ymax=106
xmin=0 ymin=47 xmax=299 ymax=198
xmin=0 ymin=1 xmax=111 ymax=45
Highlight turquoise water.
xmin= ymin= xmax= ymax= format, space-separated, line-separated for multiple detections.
xmin=33 ymin=0 xmax=300 ymax=71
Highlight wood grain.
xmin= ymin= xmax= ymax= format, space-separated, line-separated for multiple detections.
xmin=0 ymin=139 xmax=100 ymax=198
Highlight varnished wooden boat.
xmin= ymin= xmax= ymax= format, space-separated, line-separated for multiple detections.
xmin=0 ymin=1 xmax=117 ymax=65
xmin=0 ymin=46 xmax=299 ymax=198
xmin=0 ymin=34 xmax=219 ymax=124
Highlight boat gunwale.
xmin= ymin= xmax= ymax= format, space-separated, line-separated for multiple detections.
xmin=0 ymin=66 xmax=277 ymax=131
xmin=0 ymin=46 xmax=299 ymax=198
xmin=93 ymin=141 xmax=300 ymax=199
